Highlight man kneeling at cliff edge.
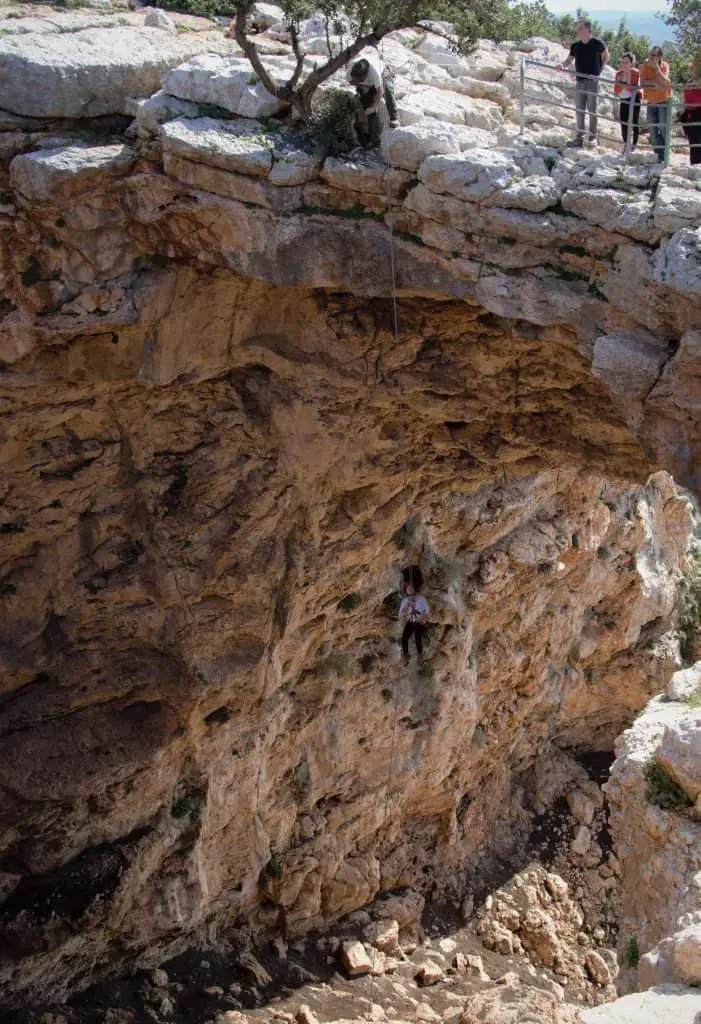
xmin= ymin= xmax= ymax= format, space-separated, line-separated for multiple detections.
xmin=349 ymin=46 xmax=398 ymax=148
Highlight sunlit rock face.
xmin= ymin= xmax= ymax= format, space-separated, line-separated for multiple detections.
xmin=0 ymin=259 xmax=693 ymax=1003
xmin=1 ymin=14 xmax=700 ymax=1008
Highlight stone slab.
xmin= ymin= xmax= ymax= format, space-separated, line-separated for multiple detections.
xmin=0 ymin=27 xmax=226 ymax=118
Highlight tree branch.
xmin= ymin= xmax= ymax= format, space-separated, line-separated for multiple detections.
xmin=286 ymin=23 xmax=306 ymax=94
xmin=234 ymin=0 xmax=283 ymax=100
xmin=298 ymin=28 xmax=389 ymax=102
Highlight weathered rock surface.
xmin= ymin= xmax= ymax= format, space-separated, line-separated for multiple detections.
xmin=0 ymin=27 xmax=228 ymax=118
xmin=580 ymin=984 xmax=701 ymax=1023
xmin=1 ymin=8 xmax=701 ymax=1014
xmin=606 ymin=697 xmax=701 ymax=992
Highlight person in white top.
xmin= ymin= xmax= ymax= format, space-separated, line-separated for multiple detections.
xmin=399 ymin=580 xmax=430 ymax=663
xmin=349 ymin=45 xmax=398 ymax=147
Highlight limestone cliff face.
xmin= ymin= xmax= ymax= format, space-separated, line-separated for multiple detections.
xmin=1 ymin=72 xmax=700 ymax=1006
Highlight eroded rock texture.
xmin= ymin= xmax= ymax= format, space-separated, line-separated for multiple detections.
xmin=0 ymin=258 xmax=693 ymax=1003
xmin=1 ymin=21 xmax=700 ymax=1005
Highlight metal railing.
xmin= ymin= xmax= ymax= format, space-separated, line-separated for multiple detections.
xmin=518 ymin=57 xmax=701 ymax=167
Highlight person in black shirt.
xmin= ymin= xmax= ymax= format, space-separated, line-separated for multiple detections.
xmin=558 ymin=20 xmax=610 ymax=147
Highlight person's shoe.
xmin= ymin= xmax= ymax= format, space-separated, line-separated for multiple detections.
xmin=389 ymin=119 xmax=399 ymax=129
xmin=588 ymin=137 xmax=598 ymax=149
xmin=565 ymin=137 xmax=583 ymax=148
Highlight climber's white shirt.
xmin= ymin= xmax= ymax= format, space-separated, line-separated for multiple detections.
xmin=399 ymin=595 xmax=430 ymax=621
xmin=351 ymin=46 xmax=384 ymax=88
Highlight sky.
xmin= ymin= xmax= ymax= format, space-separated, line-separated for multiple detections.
xmin=548 ymin=1 xmax=662 ymax=9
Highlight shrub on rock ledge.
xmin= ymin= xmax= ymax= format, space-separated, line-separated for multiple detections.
xmin=643 ymin=756 xmax=694 ymax=811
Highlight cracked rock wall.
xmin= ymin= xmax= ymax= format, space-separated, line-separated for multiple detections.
xmin=0 ymin=259 xmax=694 ymax=1004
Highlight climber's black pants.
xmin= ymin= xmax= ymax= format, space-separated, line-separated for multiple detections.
xmin=356 ymin=77 xmax=397 ymax=146
xmin=402 ymin=621 xmax=425 ymax=656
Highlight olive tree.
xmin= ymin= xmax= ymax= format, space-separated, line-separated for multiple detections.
xmin=231 ymin=0 xmax=512 ymax=121
xmin=665 ymin=0 xmax=701 ymax=54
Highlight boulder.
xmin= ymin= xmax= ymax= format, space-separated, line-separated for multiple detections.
xmin=134 ymin=89 xmax=201 ymax=136
xmin=160 ymin=117 xmax=274 ymax=177
xmin=0 ymin=27 xmax=224 ymax=118
xmin=144 ymin=8 xmax=177 ymax=32
xmin=453 ymin=952 xmax=490 ymax=981
xmin=363 ymin=919 xmax=401 ymax=955
xmin=570 ymin=825 xmax=592 ymax=857
xmin=419 ymin=149 xmax=521 ymax=202
xmin=585 ymin=950 xmax=612 ymax=986
xmin=162 ymin=53 xmax=291 ymax=118
xmin=657 ymin=714 xmax=701 ymax=802
xmin=340 ymin=941 xmax=373 ymax=976
xmin=580 ymin=984 xmax=701 ymax=1023
xmin=251 ymin=2 xmax=285 ymax=30
xmin=415 ymin=960 xmax=445 ymax=986
xmin=10 ymin=143 xmax=135 ymax=201
xmin=667 ymin=662 xmax=701 ymax=702
xmin=654 ymin=180 xmax=701 ymax=233
xmin=672 ymin=924 xmax=701 ymax=985
xmin=460 ymin=982 xmax=567 ymax=1024
xmin=382 ymin=124 xmax=460 ymax=172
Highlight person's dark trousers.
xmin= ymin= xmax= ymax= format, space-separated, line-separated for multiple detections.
xmin=647 ymin=102 xmax=668 ymax=162
xmin=620 ymin=96 xmax=641 ymax=146
xmin=402 ymin=621 xmax=425 ymax=656
xmin=685 ymin=123 xmax=701 ymax=165
xmin=383 ymin=72 xmax=398 ymax=124
xmin=357 ymin=85 xmax=381 ymax=146
xmin=576 ymin=77 xmax=600 ymax=140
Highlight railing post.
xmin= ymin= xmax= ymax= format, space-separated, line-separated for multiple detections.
xmin=664 ymin=94 xmax=673 ymax=167
xmin=624 ymin=88 xmax=636 ymax=161
xmin=519 ymin=57 xmax=525 ymax=136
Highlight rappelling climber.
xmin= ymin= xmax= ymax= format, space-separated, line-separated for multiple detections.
xmin=399 ymin=577 xmax=430 ymax=665
xmin=349 ymin=46 xmax=399 ymax=148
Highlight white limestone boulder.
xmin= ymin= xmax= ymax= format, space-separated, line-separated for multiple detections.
xmin=657 ymin=713 xmax=701 ymax=802
xmin=133 ymin=89 xmax=201 ymax=136
xmin=654 ymin=228 xmax=701 ymax=297
xmin=419 ymin=149 xmax=520 ymax=202
xmin=144 ymin=8 xmax=177 ymax=32
xmin=160 ymin=117 xmax=273 ymax=176
xmin=382 ymin=124 xmax=459 ymax=172
xmin=667 ymin=662 xmax=701 ymax=702
xmin=672 ymin=924 xmax=701 ymax=985
xmin=0 ymin=27 xmax=225 ymax=118
xmin=654 ymin=181 xmax=701 ymax=233
xmin=561 ymin=187 xmax=655 ymax=243
xmin=580 ymin=984 xmax=701 ymax=1023
xmin=10 ymin=143 xmax=135 ymax=201
xmin=409 ymin=85 xmax=503 ymax=131
xmin=162 ymin=54 xmax=296 ymax=118
xmin=251 ymin=2 xmax=285 ymax=30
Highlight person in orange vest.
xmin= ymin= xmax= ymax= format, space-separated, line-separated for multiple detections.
xmin=614 ymin=53 xmax=642 ymax=152
xmin=640 ymin=47 xmax=672 ymax=163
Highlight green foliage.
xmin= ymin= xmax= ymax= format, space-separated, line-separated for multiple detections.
xmin=624 ymin=936 xmax=640 ymax=969
xmin=665 ymin=0 xmax=701 ymax=56
xmin=686 ymin=684 xmax=701 ymax=709
xmin=305 ymin=88 xmax=361 ymax=157
xmin=158 ymin=0 xmax=237 ymax=17
xmin=643 ymin=757 xmax=693 ymax=811
xmin=171 ymin=793 xmax=200 ymax=818
xmin=679 ymin=540 xmax=701 ymax=663
xmin=338 ymin=592 xmax=362 ymax=611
